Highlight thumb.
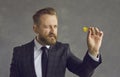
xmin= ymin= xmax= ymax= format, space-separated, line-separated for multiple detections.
xmin=87 ymin=27 xmax=91 ymax=38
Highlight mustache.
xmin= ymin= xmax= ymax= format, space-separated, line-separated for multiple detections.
xmin=48 ymin=33 xmax=56 ymax=37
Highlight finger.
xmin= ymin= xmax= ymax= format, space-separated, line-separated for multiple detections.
xmin=99 ymin=31 xmax=104 ymax=37
xmin=88 ymin=27 xmax=92 ymax=37
xmin=94 ymin=27 xmax=99 ymax=35
xmin=91 ymin=27 xmax=95 ymax=35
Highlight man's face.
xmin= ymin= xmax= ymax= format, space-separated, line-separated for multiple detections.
xmin=34 ymin=14 xmax=58 ymax=45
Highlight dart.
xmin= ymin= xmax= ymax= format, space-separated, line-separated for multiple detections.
xmin=83 ymin=26 xmax=88 ymax=32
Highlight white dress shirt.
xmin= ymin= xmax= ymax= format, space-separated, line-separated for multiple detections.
xmin=34 ymin=39 xmax=99 ymax=77
xmin=34 ymin=39 xmax=50 ymax=77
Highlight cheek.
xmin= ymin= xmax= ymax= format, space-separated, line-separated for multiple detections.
xmin=55 ymin=29 xmax=58 ymax=34
xmin=41 ymin=29 xmax=50 ymax=36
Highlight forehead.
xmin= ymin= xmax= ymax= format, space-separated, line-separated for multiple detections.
xmin=40 ymin=14 xmax=57 ymax=21
xmin=39 ymin=14 xmax=58 ymax=24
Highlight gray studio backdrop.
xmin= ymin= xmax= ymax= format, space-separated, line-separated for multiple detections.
xmin=0 ymin=0 xmax=120 ymax=77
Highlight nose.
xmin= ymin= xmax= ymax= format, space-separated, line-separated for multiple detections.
xmin=50 ymin=26 xmax=55 ymax=33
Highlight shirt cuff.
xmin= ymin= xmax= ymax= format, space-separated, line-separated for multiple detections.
xmin=88 ymin=52 xmax=99 ymax=62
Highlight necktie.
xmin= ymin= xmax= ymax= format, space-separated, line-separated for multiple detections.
xmin=41 ymin=47 xmax=48 ymax=77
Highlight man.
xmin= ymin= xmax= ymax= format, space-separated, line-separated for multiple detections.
xmin=10 ymin=7 xmax=104 ymax=77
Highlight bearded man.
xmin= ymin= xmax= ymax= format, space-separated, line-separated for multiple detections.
xmin=10 ymin=7 xmax=104 ymax=77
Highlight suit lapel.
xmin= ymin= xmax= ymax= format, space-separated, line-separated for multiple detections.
xmin=25 ymin=41 xmax=59 ymax=77
xmin=25 ymin=40 xmax=37 ymax=77
xmin=46 ymin=42 xmax=59 ymax=77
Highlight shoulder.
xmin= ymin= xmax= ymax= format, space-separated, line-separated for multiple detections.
xmin=14 ymin=40 xmax=34 ymax=50
xmin=54 ymin=41 xmax=70 ymax=50
xmin=13 ymin=40 xmax=34 ymax=54
xmin=56 ymin=41 xmax=69 ymax=46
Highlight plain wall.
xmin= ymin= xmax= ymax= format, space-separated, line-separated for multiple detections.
xmin=0 ymin=0 xmax=120 ymax=77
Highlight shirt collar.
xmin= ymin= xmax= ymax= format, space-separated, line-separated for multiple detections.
xmin=34 ymin=38 xmax=50 ymax=50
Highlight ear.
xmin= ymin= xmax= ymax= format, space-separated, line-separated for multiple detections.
xmin=33 ymin=24 xmax=39 ymax=34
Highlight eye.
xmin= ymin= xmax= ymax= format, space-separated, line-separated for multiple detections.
xmin=54 ymin=25 xmax=57 ymax=28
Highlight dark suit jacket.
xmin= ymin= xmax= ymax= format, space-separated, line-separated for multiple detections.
xmin=10 ymin=40 xmax=102 ymax=77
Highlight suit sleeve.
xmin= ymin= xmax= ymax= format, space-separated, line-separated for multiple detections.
xmin=10 ymin=47 xmax=21 ymax=77
xmin=66 ymin=44 xmax=102 ymax=77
